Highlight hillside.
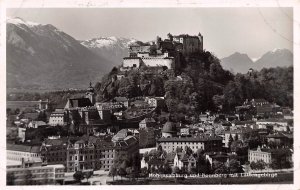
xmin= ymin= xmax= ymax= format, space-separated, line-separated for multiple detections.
xmin=6 ymin=17 xmax=114 ymax=90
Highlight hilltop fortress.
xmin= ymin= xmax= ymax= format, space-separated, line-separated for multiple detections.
xmin=121 ymin=33 xmax=203 ymax=71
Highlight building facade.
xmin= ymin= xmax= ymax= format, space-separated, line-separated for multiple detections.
xmin=157 ymin=136 xmax=223 ymax=153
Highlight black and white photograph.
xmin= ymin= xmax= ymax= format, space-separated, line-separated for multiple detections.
xmin=1 ymin=0 xmax=299 ymax=188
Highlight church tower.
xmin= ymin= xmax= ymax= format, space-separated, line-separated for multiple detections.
xmin=86 ymin=82 xmax=96 ymax=105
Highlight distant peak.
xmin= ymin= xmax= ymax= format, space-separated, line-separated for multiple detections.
xmin=7 ymin=17 xmax=41 ymax=27
xmin=270 ymin=48 xmax=291 ymax=54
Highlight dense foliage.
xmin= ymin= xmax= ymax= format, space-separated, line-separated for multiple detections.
xmin=95 ymin=51 xmax=293 ymax=114
xmin=7 ymin=51 xmax=293 ymax=114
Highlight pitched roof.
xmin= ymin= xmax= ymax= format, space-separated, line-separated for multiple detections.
xmin=140 ymin=118 xmax=156 ymax=124
xmin=65 ymin=98 xmax=93 ymax=109
xmin=114 ymin=97 xmax=128 ymax=102
xmin=7 ymin=144 xmax=41 ymax=153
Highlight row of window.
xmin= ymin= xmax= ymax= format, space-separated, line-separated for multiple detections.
xmin=8 ymin=151 xmax=40 ymax=157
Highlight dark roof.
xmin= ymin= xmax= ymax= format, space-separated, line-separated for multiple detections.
xmin=140 ymin=118 xmax=156 ymax=124
xmin=43 ymin=137 xmax=69 ymax=146
xmin=114 ymin=97 xmax=128 ymax=102
xmin=7 ymin=144 xmax=41 ymax=153
xmin=65 ymin=98 xmax=93 ymax=108
xmin=224 ymin=127 xmax=253 ymax=134
xmin=257 ymin=118 xmax=288 ymax=123
xmin=174 ymin=34 xmax=199 ymax=39
xmin=252 ymin=99 xmax=268 ymax=103
xmin=23 ymin=112 xmax=39 ymax=120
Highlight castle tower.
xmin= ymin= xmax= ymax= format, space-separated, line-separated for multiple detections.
xmin=86 ymin=82 xmax=96 ymax=105
xmin=198 ymin=32 xmax=203 ymax=51
xmin=156 ymin=36 xmax=162 ymax=49
xmin=167 ymin=33 xmax=173 ymax=41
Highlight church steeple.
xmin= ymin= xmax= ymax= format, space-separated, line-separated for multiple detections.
xmin=86 ymin=82 xmax=96 ymax=105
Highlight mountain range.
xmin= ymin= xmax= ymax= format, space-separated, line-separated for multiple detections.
xmin=6 ymin=17 xmax=293 ymax=90
xmin=6 ymin=17 xmax=115 ymax=90
xmin=220 ymin=49 xmax=293 ymax=74
xmin=80 ymin=37 xmax=137 ymax=67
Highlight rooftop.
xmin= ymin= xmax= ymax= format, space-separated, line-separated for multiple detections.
xmin=158 ymin=136 xmax=222 ymax=142
xmin=7 ymin=144 xmax=41 ymax=153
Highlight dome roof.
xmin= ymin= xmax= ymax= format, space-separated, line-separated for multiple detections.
xmin=162 ymin=121 xmax=177 ymax=133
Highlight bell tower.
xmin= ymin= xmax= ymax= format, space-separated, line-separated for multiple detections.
xmin=86 ymin=82 xmax=96 ymax=105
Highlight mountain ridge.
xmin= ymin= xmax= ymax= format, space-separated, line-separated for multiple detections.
xmin=6 ymin=17 xmax=115 ymax=90
xmin=221 ymin=48 xmax=293 ymax=74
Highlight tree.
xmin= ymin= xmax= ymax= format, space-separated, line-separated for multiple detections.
xmin=228 ymin=134 xmax=234 ymax=148
xmin=173 ymin=166 xmax=180 ymax=174
xmin=213 ymin=161 xmax=228 ymax=174
xmin=24 ymin=170 xmax=33 ymax=185
xmin=7 ymin=173 xmax=15 ymax=185
xmin=176 ymin=147 xmax=183 ymax=153
xmin=228 ymin=159 xmax=242 ymax=173
xmin=118 ymin=167 xmax=127 ymax=180
xmin=73 ymin=171 xmax=84 ymax=183
xmin=184 ymin=146 xmax=193 ymax=156
xmin=126 ymin=167 xmax=133 ymax=180
xmin=234 ymin=134 xmax=239 ymax=141
xmin=109 ymin=166 xmax=117 ymax=181
xmin=212 ymin=94 xmax=225 ymax=112
xmin=141 ymin=167 xmax=149 ymax=177
xmin=250 ymin=160 xmax=266 ymax=170
xmin=37 ymin=111 xmax=47 ymax=122
xmin=84 ymin=171 xmax=93 ymax=182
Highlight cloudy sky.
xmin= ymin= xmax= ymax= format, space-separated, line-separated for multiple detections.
xmin=7 ymin=8 xmax=293 ymax=59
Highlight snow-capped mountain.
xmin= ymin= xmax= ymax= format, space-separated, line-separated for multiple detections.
xmin=221 ymin=49 xmax=293 ymax=74
xmin=80 ymin=37 xmax=138 ymax=67
xmin=7 ymin=17 xmax=114 ymax=90
xmin=254 ymin=48 xmax=293 ymax=70
xmin=220 ymin=52 xmax=254 ymax=74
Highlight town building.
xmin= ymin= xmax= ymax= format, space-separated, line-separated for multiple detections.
xmin=85 ymin=82 xmax=96 ymax=105
xmin=40 ymin=137 xmax=68 ymax=166
xmin=139 ymin=118 xmax=156 ymax=129
xmin=112 ymin=129 xmax=140 ymax=168
xmin=161 ymin=121 xmax=177 ymax=138
xmin=7 ymin=144 xmax=42 ymax=163
xmin=157 ymin=135 xmax=223 ymax=153
xmin=66 ymin=136 xmax=115 ymax=172
xmin=266 ymin=132 xmax=293 ymax=148
xmin=7 ymin=162 xmax=65 ymax=185
xmin=248 ymin=146 xmax=293 ymax=166
xmin=224 ymin=127 xmax=253 ymax=147
xmin=171 ymin=152 xmax=197 ymax=172
xmin=147 ymin=97 xmax=165 ymax=108
xmin=256 ymin=119 xmax=289 ymax=128
xmin=48 ymin=109 xmax=68 ymax=126
xmin=64 ymin=98 xmax=93 ymax=110
xmin=27 ymin=121 xmax=47 ymax=128
xmin=113 ymin=97 xmax=130 ymax=108
xmin=205 ymin=152 xmax=229 ymax=167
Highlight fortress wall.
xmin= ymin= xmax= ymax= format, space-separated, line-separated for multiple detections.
xmin=142 ymin=58 xmax=174 ymax=69
xmin=123 ymin=59 xmax=141 ymax=68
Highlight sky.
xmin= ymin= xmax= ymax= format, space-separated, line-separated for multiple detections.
xmin=7 ymin=8 xmax=293 ymax=59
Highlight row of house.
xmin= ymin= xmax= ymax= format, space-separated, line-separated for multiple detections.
xmin=7 ymin=131 xmax=139 ymax=173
